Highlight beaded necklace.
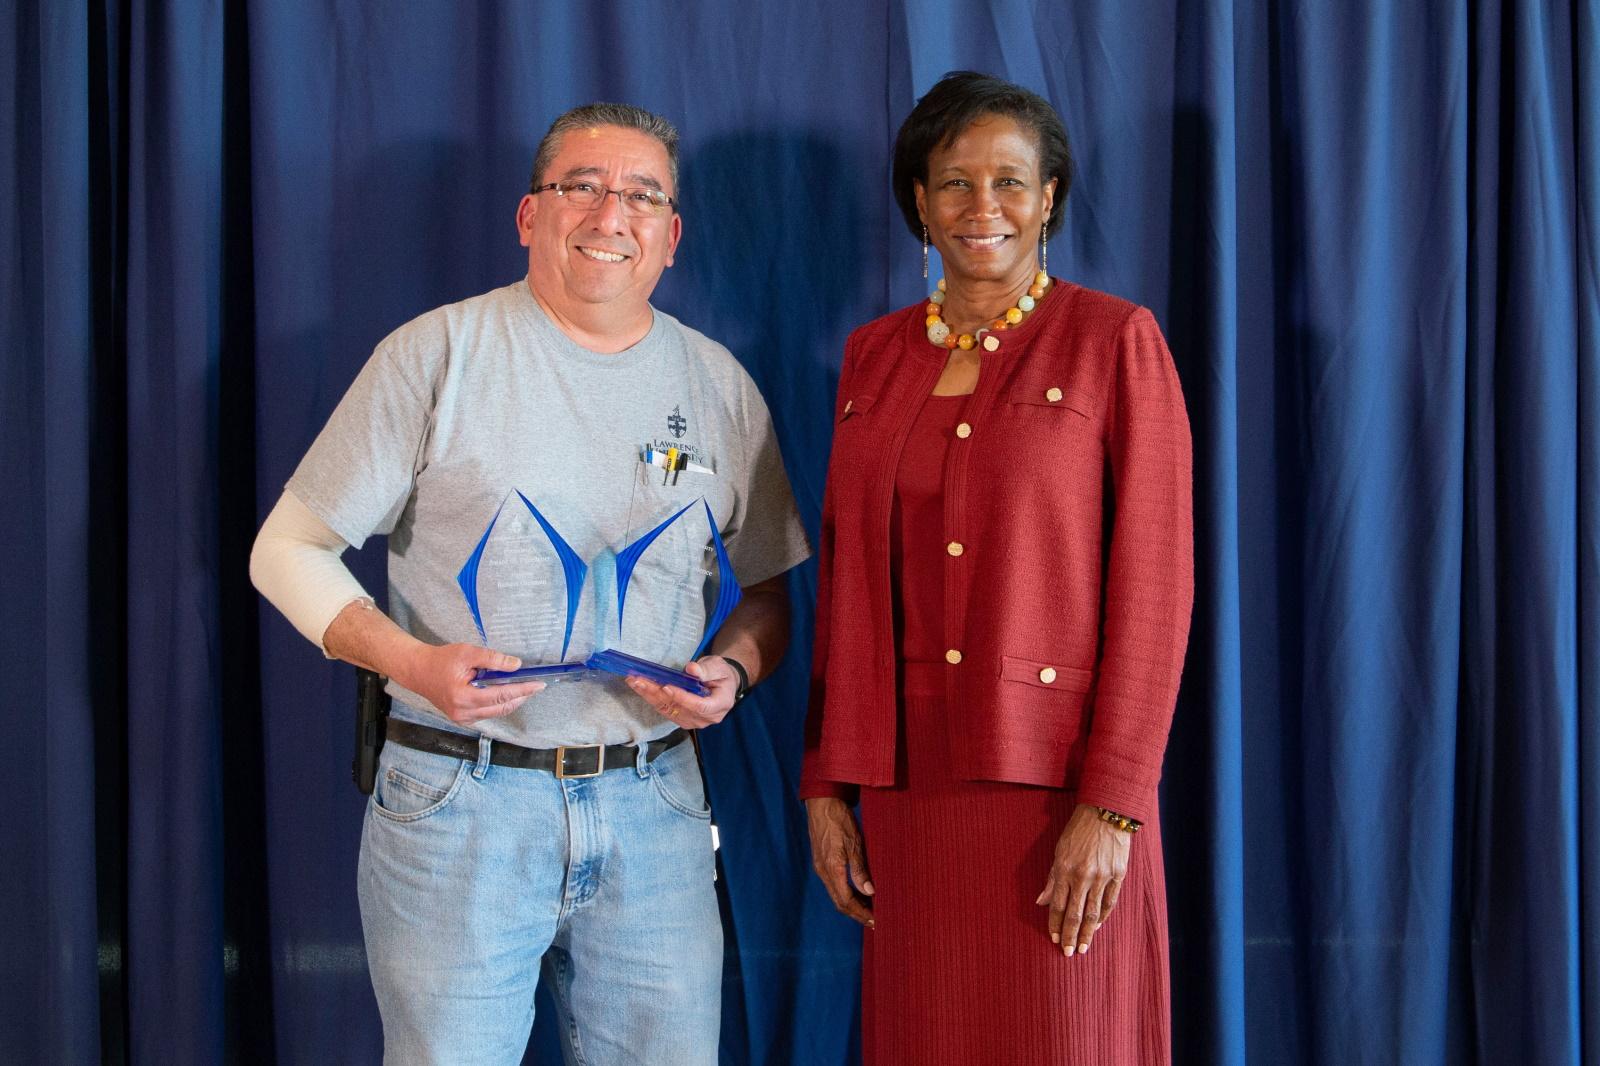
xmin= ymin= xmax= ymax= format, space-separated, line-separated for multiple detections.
xmin=925 ymin=271 xmax=1052 ymax=353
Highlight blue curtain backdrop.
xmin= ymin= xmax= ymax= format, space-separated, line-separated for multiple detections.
xmin=3 ymin=1 xmax=1596 ymax=1063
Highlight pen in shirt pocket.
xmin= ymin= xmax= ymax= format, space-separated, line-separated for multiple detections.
xmin=640 ymin=445 xmax=714 ymax=477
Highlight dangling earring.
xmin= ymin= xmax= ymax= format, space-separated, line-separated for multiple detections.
xmin=922 ymin=226 xmax=930 ymax=280
xmin=1041 ymin=216 xmax=1050 ymax=274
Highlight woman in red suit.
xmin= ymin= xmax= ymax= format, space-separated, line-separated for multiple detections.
xmin=801 ymin=72 xmax=1194 ymax=1065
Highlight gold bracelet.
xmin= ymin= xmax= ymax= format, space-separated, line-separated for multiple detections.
xmin=1093 ymin=806 xmax=1143 ymax=834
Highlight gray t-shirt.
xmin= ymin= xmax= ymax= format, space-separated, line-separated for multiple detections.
xmin=288 ymin=280 xmax=812 ymax=747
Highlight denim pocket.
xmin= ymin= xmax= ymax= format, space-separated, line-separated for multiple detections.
xmin=649 ymin=744 xmax=711 ymax=820
xmin=370 ymin=744 xmax=470 ymax=823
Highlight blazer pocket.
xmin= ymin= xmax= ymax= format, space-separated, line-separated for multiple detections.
xmin=1000 ymin=654 xmax=1093 ymax=693
xmin=1008 ymin=380 xmax=1096 ymax=420
xmin=836 ymin=394 xmax=876 ymax=423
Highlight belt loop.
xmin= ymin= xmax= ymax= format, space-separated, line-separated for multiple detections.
xmin=634 ymin=737 xmax=652 ymax=777
xmin=473 ymin=735 xmax=492 ymax=780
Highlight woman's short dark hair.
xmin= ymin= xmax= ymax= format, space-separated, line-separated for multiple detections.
xmin=891 ymin=71 xmax=1074 ymax=240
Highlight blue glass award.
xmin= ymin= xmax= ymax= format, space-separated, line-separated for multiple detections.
xmin=458 ymin=490 xmax=741 ymax=697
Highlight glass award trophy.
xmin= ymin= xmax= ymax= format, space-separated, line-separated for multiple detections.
xmin=458 ymin=490 xmax=741 ymax=697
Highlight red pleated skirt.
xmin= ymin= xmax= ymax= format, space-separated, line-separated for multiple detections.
xmin=856 ymin=662 xmax=1171 ymax=1066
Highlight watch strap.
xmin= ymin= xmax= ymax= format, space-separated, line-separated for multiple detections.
xmin=721 ymin=656 xmax=751 ymax=702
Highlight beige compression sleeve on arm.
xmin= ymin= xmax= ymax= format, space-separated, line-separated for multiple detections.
xmin=249 ymin=490 xmax=372 ymax=654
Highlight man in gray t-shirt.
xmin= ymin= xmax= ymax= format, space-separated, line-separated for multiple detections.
xmin=252 ymin=104 xmax=809 ymax=1065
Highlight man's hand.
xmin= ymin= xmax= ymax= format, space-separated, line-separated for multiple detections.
xmin=1035 ymin=802 xmax=1132 ymax=956
xmin=399 ymin=643 xmax=546 ymax=726
xmin=623 ymin=656 xmax=739 ymax=728
xmin=321 ymin=599 xmax=543 ymax=725
xmin=805 ymin=797 xmax=874 ymax=926
xmin=632 ymin=572 xmax=789 ymax=727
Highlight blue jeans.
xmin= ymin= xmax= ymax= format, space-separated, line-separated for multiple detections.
xmin=357 ymin=733 xmax=722 ymax=1066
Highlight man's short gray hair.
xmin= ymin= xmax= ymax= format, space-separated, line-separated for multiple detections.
xmin=529 ymin=103 xmax=681 ymax=195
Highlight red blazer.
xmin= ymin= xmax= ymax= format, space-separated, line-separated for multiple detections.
xmin=799 ymin=283 xmax=1194 ymax=822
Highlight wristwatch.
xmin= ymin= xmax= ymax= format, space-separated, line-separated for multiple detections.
xmin=721 ymin=656 xmax=751 ymax=702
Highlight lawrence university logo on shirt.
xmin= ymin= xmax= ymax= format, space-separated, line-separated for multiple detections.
xmin=651 ymin=404 xmax=712 ymax=473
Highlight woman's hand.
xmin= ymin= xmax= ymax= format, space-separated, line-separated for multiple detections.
xmin=1035 ymin=803 xmax=1131 ymax=956
xmin=805 ymin=797 xmax=875 ymax=926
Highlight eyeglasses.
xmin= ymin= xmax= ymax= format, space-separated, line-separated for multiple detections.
xmin=531 ymin=180 xmax=676 ymax=217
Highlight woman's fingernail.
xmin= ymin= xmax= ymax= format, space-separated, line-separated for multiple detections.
xmin=866 ymin=920 xmax=875 ymax=929
xmin=1080 ymin=942 xmax=1090 ymax=954
xmin=863 ymin=881 xmax=875 ymax=895
xmin=1064 ymin=945 xmax=1075 ymax=957
xmin=1050 ymin=933 xmax=1060 ymax=943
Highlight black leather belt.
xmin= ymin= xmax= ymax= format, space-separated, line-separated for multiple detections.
xmin=383 ymin=718 xmax=689 ymax=779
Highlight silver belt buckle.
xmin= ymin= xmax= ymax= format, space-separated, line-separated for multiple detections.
xmin=554 ymin=744 xmax=606 ymax=779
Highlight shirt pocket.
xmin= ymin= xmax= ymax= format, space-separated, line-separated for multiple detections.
xmin=621 ymin=461 xmax=726 ymax=662
xmin=628 ymin=460 xmax=724 ymax=567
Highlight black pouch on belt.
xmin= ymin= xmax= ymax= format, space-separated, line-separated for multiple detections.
xmin=353 ymin=668 xmax=390 ymax=795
